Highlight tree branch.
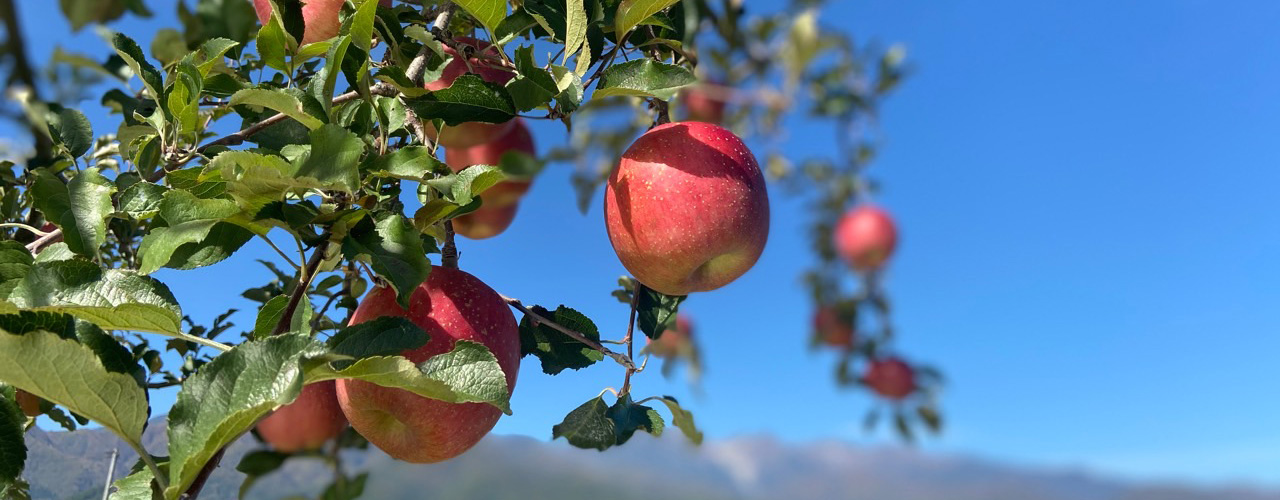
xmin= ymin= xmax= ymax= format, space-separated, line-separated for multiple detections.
xmin=406 ymin=3 xmax=455 ymax=86
xmin=273 ymin=239 xmax=330 ymax=335
xmin=619 ymin=281 xmax=641 ymax=395
xmin=178 ymin=449 xmax=224 ymax=500
xmin=502 ymin=295 xmax=635 ymax=370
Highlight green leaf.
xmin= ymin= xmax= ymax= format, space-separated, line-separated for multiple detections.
xmin=549 ymin=64 xmax=584 ymax=113
xmin=606 ymin=394 xmax=662 ymax=445
xmin=112 ymin=33 xmax=165 ymax=99
xmin=229 ymin=88 xmax=325 ymax=130
xmin=636 ymin=285 xmax=685 ymax=340
xmin=4 ymin=260 xmax=183 ymax=334
xmin=594 ymin=59 xmax=695 ymax=100
xmin=32 ymin=168 xmax=116 ymax=257
xmin=0 ymin=386 xmax=26 ymax=486
xmin=0 ymin=327 xmax=148 ymax=449
xmin=111 ymin=464 xmax=163 ymax=500
xmin=564 ymin=0 xmax=588 ymax=65
xmin=367 ymin=146 xmax=448 ymax=181
xmin=614 ymin=0 xmax=681 ymax=37
xmin=150 ymin=28 xmax=187 ymax=66
xmin=166 ymin=62 xmax=203 ymax=137
xmin=306 ymin=340 xmax=511 ymax=414
xmin=165 ymin=334 xmax=320 ymax=499
xmin=405 ymin=74 xmax=516 ymax=126
xmin=0 ymin=242 xmax=33 ymax=299
xmin=506 ymin=46 xmax=559 ymax=112
xmin=656 ymin=396 xmax=702 ymax=444
xmin=235 ymin=450 xmax=290 ymax=475
xmin=340 ymin=215 xmax=430 ymax=309
xmin=207 ymin=150 xmax=309 ymax=215
xmin=256 ymin=13 xmax=292 ymax=72
xmin=295 ymin=124 xmax=364 ymax=193
xmin=118 ymin=181 xmax=169 ymax=219
xmin=347 ymin=0 xmax=380 ymax=59
xmin=60 ymin=0 xmax=130 ymax=31
xmin=252 ymin=294 xmax=312 ymax=339
xmin=45 ymin=105 xmax=94 ymax=158
xmin=518 ymin=305 xmax=603 ymax=375
xmin=552 ymin=396 xmax=613 ymax=450
xmin=0 ymin=312 xmax=145 ymax=384
xmin=453 ymin=0 xmax=506 ymax=34
xmin=326 ymin=316 xmax=429 ymax=362
xmin=194 ymin=38 xmax=240 ymax=76
xmin=137 ymin=190 xmax=252 ymax=274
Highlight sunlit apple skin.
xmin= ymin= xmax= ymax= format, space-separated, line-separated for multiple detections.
xmin=684 ymin=84 xmax=727 ymax=124
xmin=253 ymin=0 xmax=391 ymax=47
xmin=648 ymin=314 xmax=693 ymax=357
xmin=865 ymin=357 xmax=915 ymax=400
xmin=446 ymin=119 xmax=535 ymax=207
xmin=604 ymin=122 xmax=770 ymax=296
xmin=335 ymin=267 xmax=520 ymax=463
xmin=15 ymin=390 xmax=41 ymax=417
xmin=256 ymin=381 xmax=347 ymax=452
xmin=451 ymin=203 xmax=519 ymax=240
xmin=834 ymin=205 xmax=898 ymax=271
xmin=424 ymin=37 xmax=517 ymax=149
xmin=813 ymin=307 xmax=854 ymax=348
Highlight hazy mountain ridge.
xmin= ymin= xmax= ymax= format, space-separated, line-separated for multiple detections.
xmin=20 ymin=422 xmax=1280 ymax=500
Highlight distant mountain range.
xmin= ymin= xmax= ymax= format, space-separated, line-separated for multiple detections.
xmin=20 ymin=420 xmax=1280 ymax=500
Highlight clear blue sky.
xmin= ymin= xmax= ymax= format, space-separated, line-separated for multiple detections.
xmin=8 ymin=0 xmax=1280 ymax=488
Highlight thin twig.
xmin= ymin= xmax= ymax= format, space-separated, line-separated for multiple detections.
xmin=502 ymin=295 xmax=635 ymax=370
xmin=273 ymin=239 xmax=330 ymax=335
xmin=619 ymin=281 xmax=641 ymax=396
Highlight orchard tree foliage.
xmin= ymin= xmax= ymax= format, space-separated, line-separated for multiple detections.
xmin=0 ymin=0 xmax=941 ymax=497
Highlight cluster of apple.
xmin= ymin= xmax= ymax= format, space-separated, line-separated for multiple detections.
xmin=248 ymin=1 xmax=770 ymax=462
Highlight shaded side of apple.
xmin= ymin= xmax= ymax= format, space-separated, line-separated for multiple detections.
xmin=256 ymin=380 xmax=347 ymax=452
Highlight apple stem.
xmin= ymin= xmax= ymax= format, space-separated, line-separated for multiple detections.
xmin=502 ymin=295 xmax=636 ymax=371
xmin=442 ymin=219 xmax=459 ymax=268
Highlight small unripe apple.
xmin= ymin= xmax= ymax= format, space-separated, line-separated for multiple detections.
xmin=604 ymin=122 xmax=770 ymax=296
xmin=864 ymin=357 xmax=915 ymax=400
xmin=14 ymin=390 xmax=41 ymax=417
xmin=424 ymin=37 xmax=517 ymax=149
xmin=252 ymin=0 xmax=391 ymax=47
xmin=683 ymin=83 xmax=727 ymax=124
xmin=451 ymin=203 xmax=519 ymax=240
xmin=648 ymin=314 xmax=693 ymax=358
xmin=813 ymin=307 xmax=854 ymax=348
xmin=256 ymin=380 xmax=347 ymax=452
xmin=834 ymin=205 xmax=898 ymax=271
xmin=336 ymin=267 xmax=520 ymax=463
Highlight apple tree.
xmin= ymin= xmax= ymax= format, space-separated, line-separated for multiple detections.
xmin=0 ymin=0 xmax=941 ymax=498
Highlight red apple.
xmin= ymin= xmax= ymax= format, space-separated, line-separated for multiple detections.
xmin=424 ymin=37 xmax=517 ymax=149
xmin=451 ymin=203 xmax=519 ymax=240
xmin=335 ymin=267 xmax=520 ymax=463
xmin=647 ymin=314 xmax=693 ymax=357
xmin=253 ymin=0 xmax=391 ymax=47
xmin=813 ymin=307 xmax=854 ymax=348
xmin=14 ymin=390 xmax=41 ymax=417
xmin=864 ymin=357 xmax=915 ymax=400
xmin=604 ymin=122 xmax=770 ymax=296
xmin=446 ymin=119 xmax=535 ymax=208
xmin=684 ymin=83 xmax=727 ymax=124
xmin=256 ymin=380 xmax=347 ymax=452
xmin=834 ymin=205 xmax=898 ymax=271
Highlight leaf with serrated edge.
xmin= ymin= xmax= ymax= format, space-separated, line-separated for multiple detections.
xmin=453 ymin=0 xmax=506 ymax=34
xmin=4 ymin=260 xmax=183 ymax=334
xmin=165 ymin=334 xmax=319 ymax=499
xmin=229 ymin=88 xmax=324 ymax=130
xmin=340 ymin=215 xmax=429 ymax=308
xmin=306 ymin=340 xmax=510 ymax=414
xmin=0 ymin=328 xmax=148 ymax=448
xmin=594 ymin=59 xmax=695 ymax=100
xmin=551 ymin=396 xmax=615 ymax=450
xmin=615 ymin=0 xmax=681 ymax=37
xmin=0 ymin=386 xmax=26 ymax=483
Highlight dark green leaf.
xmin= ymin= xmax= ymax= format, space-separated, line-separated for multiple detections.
xmin=45 ymin=105 xmax=94 ymax=158
xmin=137 ymin=190 xmax=253 ymax=274
xmin=252 ymin=294 xmax=312 ymax=339
xmin=112 ymin=33 xmax=165 ymax=99
xmin=3 ymin=260 xmax=183 ymax=334
xmin=326 ymin=316 xmax=429 ymax=362
xmin=636 ymin=285 xmax=685 ymax=340
xmin=118 ymin=182 xmax=169 ymax=219
xmin=405 ymin=74 xmax=516 ymax=126
xmin=257 ymin=13 xmax=292 ymax=72
xmin=367 ymin=146 xmax=448 ymax=181
xmin=0 ymin=385 xmax=26 ymax=485
xmin=340 ymin=215 xmax=429 ymax=308
xmin=0 ymin=242 xmax=33 ymax=299
xmin=551 ymin=396 xmax=614 ymax=451
xmin=235 ymin=450 xmax=289 ymax=475
xmin=606 ymin=394 xmax=661 ymax=445
xmin=518 ymin=305 xmax=604 ymax=375
xmin=506 ymin=46 xmax=559 ymax=112
xmin=32 ymin=168 xmax=116 ymax=257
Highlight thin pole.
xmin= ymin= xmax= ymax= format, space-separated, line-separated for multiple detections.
xmin=100 ymin=448 xmax=118 ymax=500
